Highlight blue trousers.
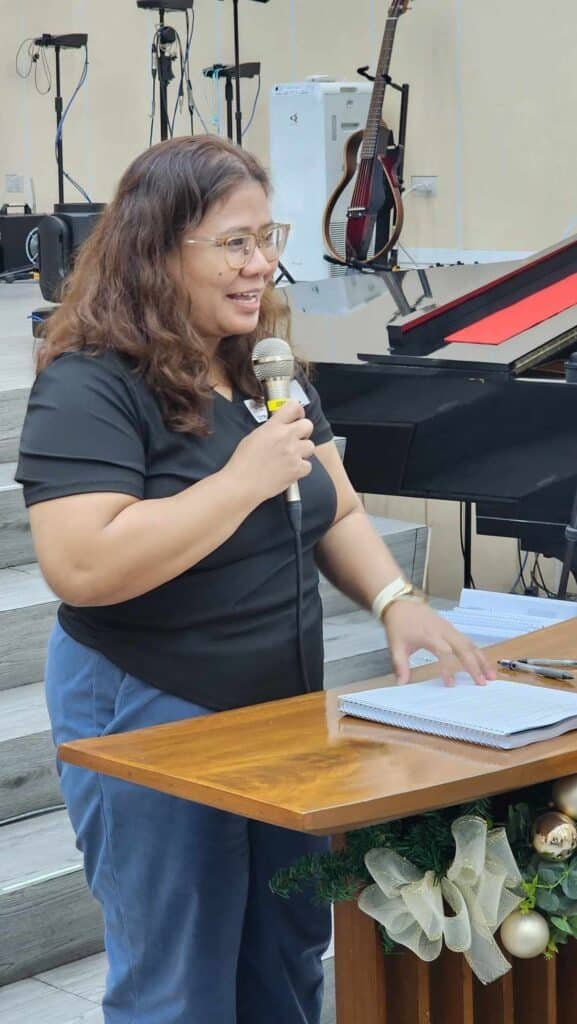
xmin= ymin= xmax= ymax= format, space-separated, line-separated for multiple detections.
xmin=46 ymin=622 xmax=332 ymax=1024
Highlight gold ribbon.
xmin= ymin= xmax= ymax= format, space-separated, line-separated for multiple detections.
xmin=358 ymin=816 xmax=523 ymax=984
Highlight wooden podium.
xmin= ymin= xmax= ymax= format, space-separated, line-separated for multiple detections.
xmin=59 ymin=619 xmax=577 ymax=1024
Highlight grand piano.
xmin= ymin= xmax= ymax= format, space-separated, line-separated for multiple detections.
xmin=289 ymin=236 xmax=577 ymax=586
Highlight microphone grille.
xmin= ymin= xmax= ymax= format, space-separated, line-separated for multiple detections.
xmin=252 ymin=337 xmax=294 ymax=382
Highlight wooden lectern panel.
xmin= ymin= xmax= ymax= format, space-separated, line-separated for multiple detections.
xmin=557 ymin=940 xmax=577 ymax=1013
xmin=430 ymin=950 xmax=474 ymax=1024
xmin=512 ymin=955 xmax=557 ymax=1024
xmin=386 ymin=954 xmax=431 ymax=1023
xmin=473 ymin=971 xmax=514 ymax=1024
xmin=335 ymin=894 xmax=574 ymax=1023
xmin=333 ymin=902 xmax=388 ymax=1024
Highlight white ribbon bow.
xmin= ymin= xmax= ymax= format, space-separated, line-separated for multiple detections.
xmin=358 ymin=816 xmax=523 ymax=984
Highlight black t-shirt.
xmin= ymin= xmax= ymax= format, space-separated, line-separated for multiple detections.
xmin=16 ymin=351 xmax=337 ymax=710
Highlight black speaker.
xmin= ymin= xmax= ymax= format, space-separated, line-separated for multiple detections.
xmin=0 ymin=206 xmax=45 ymax=275
xmin=37 ymin=203 xmax=106 ymax=302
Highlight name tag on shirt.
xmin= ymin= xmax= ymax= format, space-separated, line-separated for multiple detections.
xmin=244 ymin=380 xmax=310 ymax=423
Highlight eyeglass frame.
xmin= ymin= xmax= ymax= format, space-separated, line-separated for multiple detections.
xmin=183 ymin=222 xmax=291 ymax=269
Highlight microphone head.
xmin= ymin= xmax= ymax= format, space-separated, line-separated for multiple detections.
xmin=252 ymin=337 xmax=294 ymax=382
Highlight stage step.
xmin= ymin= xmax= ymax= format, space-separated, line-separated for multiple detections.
xmin=323 ymin=596 xmax=453 ymax=691
xmin=0 ymin=464 xmax=35 ymax=569
xmin=0 ymin=518 xmax=426 ymax=690
xmin=324 ymin=609 xmax=393 ymax=689
xmin=0 ymin=563 xmax=57 ymax=690
xmin=0 ymin=682 xmax=61 ymax=824
xmin=319 ymin=515 xmax=428 ymax=617
xmin=0 ymin=809 xmax=103 ymax=987
xmin=0 ymin=327 xmax=35 ymax=465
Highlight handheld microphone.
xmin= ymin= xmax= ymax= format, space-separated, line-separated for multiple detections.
xmin=252 ymin=337 xmax=302 ymax=527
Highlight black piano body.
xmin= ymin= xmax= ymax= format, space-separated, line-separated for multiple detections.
xmin=309 ymin=236 xmax=577 ymax=571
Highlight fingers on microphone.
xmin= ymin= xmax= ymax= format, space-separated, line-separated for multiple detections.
xmin=297 ymin=417 xmax=314 ymax=438
xmin=275 ymin=400 xmax=304 ymax=421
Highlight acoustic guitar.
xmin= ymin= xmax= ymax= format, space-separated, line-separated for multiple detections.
xmin=323 ymin=0 xmax=411 ymax=266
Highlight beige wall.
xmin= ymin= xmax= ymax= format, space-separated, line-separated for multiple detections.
xmin=3 ymin=0 xmax=574 ymax=598
xmin=5 ymin=0 xmax=577 ymax=251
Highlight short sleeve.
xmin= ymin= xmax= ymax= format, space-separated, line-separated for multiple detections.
xmin=298 ymin=373 xmax=334 ymax=446
xmin=15 ymin=352 xmax=147 ymax=507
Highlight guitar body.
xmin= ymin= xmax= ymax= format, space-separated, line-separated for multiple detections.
xmin=323 ymin=126 xmax=404 ymax=265
xmin=322 ymin=0 xmax=411 ymax=267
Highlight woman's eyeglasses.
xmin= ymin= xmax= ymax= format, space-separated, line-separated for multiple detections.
xmin=184 ymin=223 xmax=290 ymax=270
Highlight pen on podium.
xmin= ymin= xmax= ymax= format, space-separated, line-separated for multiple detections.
xmin=518 ymin=658 xmax=577 ymax=668
xmin=498 ymin=659 xmax=575 ymax=682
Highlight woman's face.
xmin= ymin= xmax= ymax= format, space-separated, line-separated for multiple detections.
xmin=173 ymin=182 xmax=277 ymax=350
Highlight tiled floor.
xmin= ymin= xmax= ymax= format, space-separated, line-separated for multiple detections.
xmin=0 ymin=952 xmax=336 ymax=1023
xmin=0 ymin=954 xmax=105 ymax=1024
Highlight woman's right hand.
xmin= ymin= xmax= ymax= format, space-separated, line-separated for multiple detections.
xmin=227 ymin=400 xmax=315 ymax=504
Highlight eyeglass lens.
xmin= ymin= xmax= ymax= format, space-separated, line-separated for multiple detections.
xmin=225 ymin=225 xmax=288 ymax=266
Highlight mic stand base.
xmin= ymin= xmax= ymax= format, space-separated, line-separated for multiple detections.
xmin=275 ymin=263 xmax=296 ymax=285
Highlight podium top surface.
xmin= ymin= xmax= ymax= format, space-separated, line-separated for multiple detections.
xmin=59 ymin=620 xmax=577 ymax=835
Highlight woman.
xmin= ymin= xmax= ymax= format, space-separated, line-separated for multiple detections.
xmin=16 ymin=135 xmax=492 ymax=1024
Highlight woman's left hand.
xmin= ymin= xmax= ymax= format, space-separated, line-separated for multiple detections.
xmin=382 ymin=599 xmax=496 ymax=687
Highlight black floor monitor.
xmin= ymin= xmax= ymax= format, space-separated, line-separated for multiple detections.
xmin=37 ymin=203 xmax=105 ymax=303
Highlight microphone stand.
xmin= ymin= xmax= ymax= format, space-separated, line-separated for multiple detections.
xmin=137 ymin=2 xmax=182 ymax=142
xmin=216 ymin=0 xmax=295 ymax=283
xmin=232 ymin=0 xmax=243 ymax=145
xmin=557 ymin=357 xmax=577 ymax=600
xmin=157 ymin=11 xmax=170 ymax=141
xmin=211 ymin=2 xmax=295 ymax=284
xmin=33 ymin=33 xmax=88 ymax=205
xmin=203 ymin=62 xmax=260 ymax=146
xmin=557 ymin=492 xmax=577 ymax=599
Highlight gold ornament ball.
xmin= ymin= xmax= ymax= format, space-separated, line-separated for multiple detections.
xmin=552 ymin=775 xmax=577 ymax=819
xmin=532 ymin=810 xmax=577 ymax=861
xmin=500 ymin=911 xmax=550 ymax=959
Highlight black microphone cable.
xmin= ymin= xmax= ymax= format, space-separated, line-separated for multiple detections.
xmin=252 ymin=339 xmax=311 ymax=695
xmin=285 ymin=499 xmax=312 ymax=695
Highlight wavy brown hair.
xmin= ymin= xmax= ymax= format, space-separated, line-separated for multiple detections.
xmin=36 ymin=135 xmax=290 ymax=434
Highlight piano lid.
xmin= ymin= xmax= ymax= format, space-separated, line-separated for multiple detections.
xmin=361 ymin=235 xmax=577 ymax=375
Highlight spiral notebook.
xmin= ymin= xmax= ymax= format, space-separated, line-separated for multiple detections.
xmin=338 ymin=678 xmax=577 ymax=749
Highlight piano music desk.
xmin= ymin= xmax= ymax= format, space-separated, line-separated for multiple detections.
xmin=59 ymin=619 xmax=577 ymax=1024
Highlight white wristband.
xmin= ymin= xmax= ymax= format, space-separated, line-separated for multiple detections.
xmin=371 ymin=577 xmax=414 ymax=622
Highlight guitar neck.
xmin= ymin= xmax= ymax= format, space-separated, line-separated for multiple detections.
xmin=360 ymin=16 xmax=400 ymax=161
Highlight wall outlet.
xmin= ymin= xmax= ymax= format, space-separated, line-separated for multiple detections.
xmin=410 ymin=175 xmax=438 ymax=197
xmin=5 ymin=173 xmax=25 ymax=193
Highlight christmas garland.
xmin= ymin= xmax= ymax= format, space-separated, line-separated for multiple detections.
xmin=270 ymin=776 xmax=577 ymax=971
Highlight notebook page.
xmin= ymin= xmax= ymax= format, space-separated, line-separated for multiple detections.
xmin=340 ymin=677 xmax=577 ymax=737
xmin=457 ymin=588 xmax=577 ymax=622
